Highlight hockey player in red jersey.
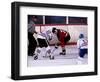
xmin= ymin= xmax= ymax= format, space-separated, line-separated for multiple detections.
xmin=52 ymin=27 xmax=70 ymax=55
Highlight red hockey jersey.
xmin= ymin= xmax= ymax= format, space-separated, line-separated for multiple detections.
xmin=57 ymin=29 xmax=70 ymax=47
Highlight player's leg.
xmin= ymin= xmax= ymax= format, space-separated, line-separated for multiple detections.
xmin=44 ymin=39 xmax=54 ymax=60
xmin=50 ymin=44 xmax=59 ymax=56
xmin=78 ymin=49 xmax=86 ymax=60
xmin=34 ymin=38 xmax=54 ymax=60
xmin=83 ymin=48 xmax=88 ymax=58
xmin=34 ymin=38 xmax=44 ymax=60
xmin=60 ymin=46 xmax=66 ymax=55
xmin=54 ymin=43 xmax=59 ymax=49
xmin=78 ymin=49 xmax=84 ymax=60
xmin=85 ymin=49 xmax=88 ymax=54
xmin=46 ymin=46 xmax=55 ymax=59
xmin=78 ymin=49 xmax=88 ymax=61
xmin=60 ymin=34 xmax=70 ymax=55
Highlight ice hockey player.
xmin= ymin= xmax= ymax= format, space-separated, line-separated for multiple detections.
xmin=52 ymin=27 xmax=70 ymax=55
xmin=34 ymin=28 xmax=54 ymax=60
xmin=77 ymin=33 xmax=88 ymax=60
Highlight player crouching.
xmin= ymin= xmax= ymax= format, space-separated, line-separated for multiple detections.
xmin=52 ymin=28 xmax=70 ymax=55
xmin=34 ymin=29 xmax=54 ymax=60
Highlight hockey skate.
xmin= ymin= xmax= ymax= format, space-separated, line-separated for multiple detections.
xmin=33 ymin=54 xmax=38 ymax=60
xmin=49 ymin=55 xmax=54 ymax=60
xmin=43 ymin=52 xmax=55 ymax=60
xmin=60 ymin=52 xmax=66 ymax=55
xmin=60 ymin=49 xmax=66 ymax=55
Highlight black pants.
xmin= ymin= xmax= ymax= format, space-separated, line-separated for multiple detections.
xmin=28 ymin=32 xmax=37 ymax=56
xmin=37 ymin=38 xmax=48 ymax=48
xmin=64 ymin=34 xmax=71 ymax=44
xmin=79 ymin=49 xmax=88 ymax=58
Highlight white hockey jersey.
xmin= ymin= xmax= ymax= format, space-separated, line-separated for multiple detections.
xmin=77 ymin=38 xmax=88 ymax=49
xmin=37 ymin=28 xmax=52 ymax=40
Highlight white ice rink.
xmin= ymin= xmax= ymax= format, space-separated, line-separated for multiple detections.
xmin=27 ymin=45 xmax=88 ymax=67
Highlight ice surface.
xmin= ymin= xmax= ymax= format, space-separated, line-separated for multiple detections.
xmin=27 ymin=45 xmax=88 ymax=67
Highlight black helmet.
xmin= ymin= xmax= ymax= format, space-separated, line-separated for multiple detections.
xmin=79 ymin=33 xmax=84 ymax=39
xmin=52 ymin=27 xmax=57 ymax=33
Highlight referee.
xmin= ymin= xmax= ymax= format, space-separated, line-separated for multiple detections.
xmin=28 ymin=16 xmax=38 ymax=56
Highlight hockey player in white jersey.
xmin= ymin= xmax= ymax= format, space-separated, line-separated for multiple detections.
xmin=77 ymin=33 xmax=88 ymax=60
xmin=34 ymin=28 xmax=54 ymax=60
